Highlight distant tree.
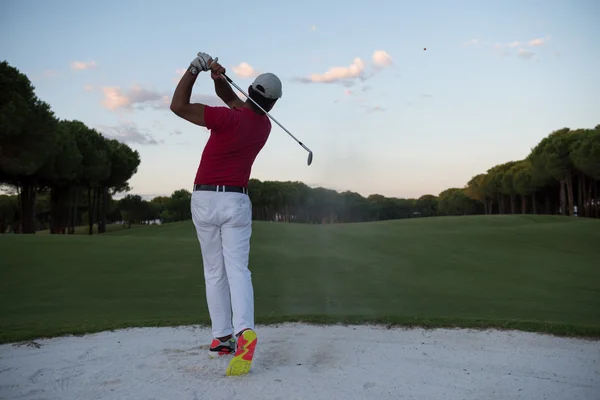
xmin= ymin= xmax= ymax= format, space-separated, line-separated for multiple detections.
xmin=0 ymin=194 xmax=19 ymax=233
xmin=167 ymin=189 xmax=192 ymax=222
xmin=119 ymin=194 xmax=146 ymax=228
xmin=512 ymin=160 xmax=537 ymax=214
xmin=97 ymin=139 xmax=140 ymax=233
xmin=415 ymin=194 xmax=438 ymax=217
xmin=438 ymin=188 xmax=479 ymax=216
xmin=465 ymin=174 xmax=490 ymax=214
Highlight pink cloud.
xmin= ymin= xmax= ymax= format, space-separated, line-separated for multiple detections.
xmin=71 ymin=61 xmax=97 ymax=70
xmin=372 ymin=50 xmax=393 ymax=67
xmin=294 ymin=50 xmax=393 ymax=85
xmin=231 ymin=62 xmax=259 ymax=78
xmin=528 ymin=38 xmax=545 ymax=46
xmin=297 ymin=57 xmax=366 ymax=84
xmin=100 ymin=85 xmax=224 ymax=111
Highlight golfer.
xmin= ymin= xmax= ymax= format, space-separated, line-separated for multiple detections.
xmin=170 ymin=52 xmax=282 ymax=376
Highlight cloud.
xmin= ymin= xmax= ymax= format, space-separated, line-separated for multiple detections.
xmin=232 ymin=62 xmax=259 ymax=78
xmin=100 ymin=85 xmax=224 ymax=110
xmin=169 ymin=129 xmax=183 ymax=136
xmin=71 ymin=61 xmax=97 ymax=70
xmin=473 ymin=36 xmax=549 ymax=60
xmin=97 ymin=122 xmax=161 ymax=145
xmin=294 ymin=57 xmax=366 ymax=84
xmin=492 ymin=36 xmax=549 ymax=51
xmin=499 ymin=38 xmax=546 ymax=48
xmin=372 ymin=50 xmax=393 ymax=68
xmin=100 ymin=86 xmax=155 ymax=110
xmin=517 ymin=49 xmax=535 ymax=60
xmin=528 ymin=38 xmax=545 ymax=46
xmin=293 ymin=50 xmax=393 ymax=85
xmin=83 ymin=84 xmax=94 ymax=91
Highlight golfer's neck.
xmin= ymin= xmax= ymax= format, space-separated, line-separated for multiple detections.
xmin=243 ymin=101 xmax=266 ymax=115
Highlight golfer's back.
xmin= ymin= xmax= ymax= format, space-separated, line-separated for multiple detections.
xmin=194 ymin=105 xmax=271 ymax=188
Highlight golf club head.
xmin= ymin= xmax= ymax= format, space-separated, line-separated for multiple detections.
xmin=307 ymin=151 xmax=313 ymax=166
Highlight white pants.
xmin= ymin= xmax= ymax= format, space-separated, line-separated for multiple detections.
xmin=190 ymin=189 xmax=254 ymax=338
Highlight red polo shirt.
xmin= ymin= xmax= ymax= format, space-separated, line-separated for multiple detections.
xmin=193 ymin=105 xmax=271 ymax=188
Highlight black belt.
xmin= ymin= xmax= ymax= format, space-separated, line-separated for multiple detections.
xmin=193 ymin=184 xmax=248 ymax=194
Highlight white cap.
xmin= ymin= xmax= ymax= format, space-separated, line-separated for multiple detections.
xmin=251 ymin=73 xmax=282 ymax=99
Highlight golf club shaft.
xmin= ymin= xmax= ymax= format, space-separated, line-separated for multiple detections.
xmin=221 ymin=73 xmax=312 ymax=154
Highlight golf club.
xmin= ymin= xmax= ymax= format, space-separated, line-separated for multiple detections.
xmin=208 ymin=58 xmax=313 ymax=166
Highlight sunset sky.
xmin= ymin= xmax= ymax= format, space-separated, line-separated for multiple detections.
xmin=2 ymin=0 xmax=599 ymax=199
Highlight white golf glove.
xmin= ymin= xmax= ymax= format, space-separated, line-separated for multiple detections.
xmin=190 ymin=52 xmax=216 ymax=72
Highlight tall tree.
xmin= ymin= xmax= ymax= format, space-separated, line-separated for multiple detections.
xmin=68 ymin=122 xmax=110 ymax=234
xmin=500 ymin=161 xmax=519 ymax=214
xmin=465 ymin=174 xmax=490 ymax=214
xmin=529 ymin=128 xmax=578 ymax=216
xmin=570 ymin=126 xmax=600 ymax=217
xmin=37 ymin=120 xmax=83 ymax=233
xmin=512 ymin=159 xmax=538 ymax=214
xmin=0 ymin=61 xmax=61 ymax=233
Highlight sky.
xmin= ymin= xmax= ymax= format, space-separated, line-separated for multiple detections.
xmin=2 ymin=0 xmax=599 ymax=200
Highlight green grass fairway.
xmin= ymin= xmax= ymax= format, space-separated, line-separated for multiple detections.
xmin=1 ymin=215 xmax=600 ymax=343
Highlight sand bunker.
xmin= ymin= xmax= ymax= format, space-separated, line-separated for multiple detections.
xmin=1 ymin=323 xmax=598 ymax=399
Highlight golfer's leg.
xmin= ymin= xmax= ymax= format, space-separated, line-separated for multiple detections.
xmin=191 ymin=192 xmax=233 ymax=338
xmin=220 ymin=193 xmax=254 ymax=335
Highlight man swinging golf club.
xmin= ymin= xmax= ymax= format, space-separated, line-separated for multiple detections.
xmin=170 ymin=51 xmax=282 ymax=376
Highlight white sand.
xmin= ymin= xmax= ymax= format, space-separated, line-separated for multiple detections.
xmin=0 ymin=323 xmax=598 ymax=400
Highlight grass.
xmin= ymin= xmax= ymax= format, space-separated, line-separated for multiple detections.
xmin=1 ymin=214 xmax=600 ymax=344
xmin=35 ymin=223 xmax=147 ymax=235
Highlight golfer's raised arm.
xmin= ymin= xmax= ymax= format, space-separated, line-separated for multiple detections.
xmin=212 ymin=66 xmax=244 ymax=109
xmin=170 ymin=69 xmax=207 ymax=126
xmin=214 ymin=78 xmax=244 ymax=109
xmin=170 ymin=52 xmax=218 ymax=127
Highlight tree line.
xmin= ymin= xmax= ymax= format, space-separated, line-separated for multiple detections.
xmin=1 ymin=59 xmax=598 ymax=234
xmin=1 ymin=61 xmax=140 ymax=234
xmin=465 ymin=126 xmax=599 ymax=218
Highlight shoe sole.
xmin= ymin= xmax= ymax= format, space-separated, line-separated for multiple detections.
xmin=226 ymin=330 xmax=257 ymax=376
